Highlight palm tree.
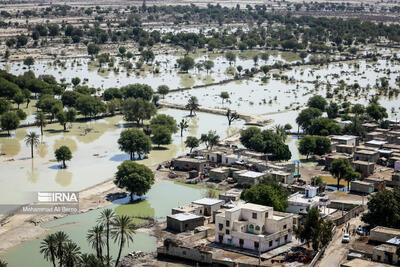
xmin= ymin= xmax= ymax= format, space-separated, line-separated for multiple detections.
xmin=25 ymin=132 xmax=40 ymax=158
xmin=87 ymin=225 xmax=105 ymax=263
xmin=40 ymin=234 xmax=57 ymax=267
xmin=0 ymin=258 xmax=8 ymax=267
xmin=62 ymin=242 xmax=81 ymax=267
xmin=274 ymin=124 xmax=288 ymax=142
xmin=111 ymin=215 xmax=136 ymax=267
xmin=185 ymin=96 xmax=199 ymax=116
xmin=80 ymin=253 xmax=105 ymax=267
xmin=178 ymin=119 xmax=189 ymax=137
xmin=35 ymin=112 xmax=47 ymax=136
xmin=98 ymin=209 xmax=115 ymax=266
xmin=54 ymin=231 xmax=70 ymax=267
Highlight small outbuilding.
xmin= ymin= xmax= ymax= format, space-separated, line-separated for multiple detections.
xmin=166 ymin=213 xmax=205 ymax=233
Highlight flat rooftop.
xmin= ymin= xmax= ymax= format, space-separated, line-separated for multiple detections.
xmin=351 ymin=180 xmax=373 ymax=186
xmin=354 ymin=150 xmax=378 ymax=155
xmin=374 ymin=244 xmax=397 ymax=253
xmin=342 ymin=258 xmax=392 ymax=267
xmin=168 ymin=213 xmax=202 ymax=221
xmin=366 ymin=140 xmax=387 ymax=146
xmin=331 ymin=135 xmax=358 ymax=141
xmin=288 ymin=192 xmax=324 ymax=205
xmin=231 ymin=203 xmax=272 ymax=213
xmin=174 ymin=157 xmax=207 ymax=163
xmin=353 ymin=160 xmax=375 ymax=166
xmin=239 ymin=171 xmax=265 ymax=178
xmin=192 ymin=198 xmax=224 ymax=206
xmin=372 ymin=226 xmax=400 ymax=236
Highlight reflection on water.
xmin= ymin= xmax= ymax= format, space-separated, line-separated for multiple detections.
xmin=26 ymin=160 xmax=39 ymax=183
xmin=0 ymin=136 xmax=21 ymax=157
xmin=55 ymin=169 xmax=73 ymax=187
xmin=37 ymin=143 xmax=48 ymax=158
xmin=53 ymin=137 xmax=78 ymax=153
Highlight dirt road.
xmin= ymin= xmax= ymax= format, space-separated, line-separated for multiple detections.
xmin=317 ymin=215 xmax=363 ymax=267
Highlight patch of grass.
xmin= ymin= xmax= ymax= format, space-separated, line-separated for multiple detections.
xmin=320 ymin=175 xmax=346 ymax=186
xmin=114 ymin=200 xmax=155 ymax=226
xmin=280 ymin=51 xmax=300 ymax=62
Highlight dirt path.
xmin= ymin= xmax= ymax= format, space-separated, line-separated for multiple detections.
xmin=317 ymin=215 xmax=364 ymax=267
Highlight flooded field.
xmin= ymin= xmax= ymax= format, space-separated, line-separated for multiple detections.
xmin=0 ymin=108 xmax=244 ymax=206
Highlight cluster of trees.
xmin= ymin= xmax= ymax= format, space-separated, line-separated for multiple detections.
xmin=329 ymin=158 xmax=360 ymax=190
xmin=183 ymin=130 xmax=220 ymax=152
xmin=240 ymin=177 xmax=289 ymax=211
xmin=40 ymin=209 xmax=138 ymax=267
xmin=240 ymin=126 xmax=291 ymax=161
xmin=299 ymin=135 xmax=331 ymax=159
xmin=362 ymin=187 xmax=400 ymax=229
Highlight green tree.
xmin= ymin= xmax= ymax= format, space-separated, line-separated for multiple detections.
xmin=0 ymin=98 xmax=11 ymax=115
xmin=114 ymin=161 xmax=155 ymax=202
xmin=178 ymin=119 xmax=189 ymax=137
xmin=56 ymin=111 xmax=68 ymax=131
xmin=226 ymin=109 xmax=239 ymax=126
xmin=35 ymin=111 xmax=47 ymax=136
xmin=176 ymin=56 xmax=195 ymax=72
xmin=203 ymin=60 xmax=214 ymax=74
xmin=1 ymin=111 xmax=20 ymax=135
xmin=296 ymin=108 xmax=322 ymax=132
xmin=71 ymin=77 xmax=81 ymax=87
xmin=329 ymin=158 xmax=357 ymax=190
xmin=140 ymin=50 xmax=155 ymax=63
xmin=63 ymin=242 xmax=81 ymax=267
xmin=87 ymin=225 xmax=104 ymax=263
xmin=55 ymin=145 xmax=72 ymax=168
xmin=23 ymin=56 xmax=35 ymax=68
xmin=308 ymin=117 xmax=341 ymax=136
xmin=13 ymin=92 xmax=25 ymax=109
xmin=40 ymin=233 xmax=57 ymax=267
xmin=362 ymin=188 xmax=400 ymax=228
xmin=97 ymin=209 xmax=115 ymax=266
xmin=150 ymin=114 xmax=178 ymax=134
xmin=25 ymin=132 xmax=40 ymax=158
xmin=225 ymin=51 xmax=236 ymax=65
xmin=326 ymin=102 xmax=339 ymax=119
xmin=220 ymin=91 xmax=229 ymax=104
xmin=111 ymin=215 xmax=136 ymax=267
xmin=87 ymin=43 xmax=100 ymax=56
xmin=185 ymin=136 xmax=199 ymax=152
xmin=151 ymin=125 xmax=172 ymax=148
xmin=200 ymin=130 xmax=220 ymax=150
xmin=343 ymin=117 xmax=366 ymax=138
xmin=314 ymin=136 xmax=332 ymax=156
xmin=307 ymin=95 xmax=327 ymax=111
xmin=366 ymin=104 xmax=388 ymax=122
xmin=185 ymin=96 xmax=199 ymax=116
xmin=75 ymin=95 xmax=107 ymax=118
xmin=241 ymin=178 xmax=289 ymax=211
xmin=157 ymin=85 xmax=169 ymax=98
xmin=294 ymin=207 xmax=334 ymax=251
xmin=118 ymin=129 xmax=152 ymax=160
xmin=299 ymin=135 xmax=316 ymax=159
xmin=122 ymin=98 xmax=156 ymax=126
xmin=66 ymin=108 xmax=77 ymax=127
xmin=54 ymin=231 xmax=70 ymax=267
xmin=121 ymin=84 xmax=153 ymax=101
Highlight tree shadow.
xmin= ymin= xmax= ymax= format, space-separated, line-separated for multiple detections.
xmin=152 ymin=146 xmax=168 ymax=151
xmin=46 ymin=129 xmax=65 ymax=134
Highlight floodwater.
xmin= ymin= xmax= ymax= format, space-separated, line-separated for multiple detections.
xmin=1 ymin=181 xmax=206 ymax=267
xmin=0 ymin=108 xmax=244 ymax=206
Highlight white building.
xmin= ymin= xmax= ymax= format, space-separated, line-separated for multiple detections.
xmin=286 ymin=185 xmax=330 ymax=214
xmin=215 ymin=203 xmax=293 ymax=252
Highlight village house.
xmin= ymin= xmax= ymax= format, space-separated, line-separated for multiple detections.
xmin=353 ymin=150 xmax=379 ymax=163
xmin=372 ymin=244 xmax=399 ymax=265
xmin=286 ymin=185 xmax=331 ymax=214
xmin=233 ymin=170 xmax=267 ymax=185
xmin=336 ymin=144 xmax=356 ymax=154
xmin=331 ymin=135 xmax=358 ymax=146
xmin=191 ymin=198 xmax=225 ymax=220
xmin=362 ymin=122 xmax=379 ymax=132
xmin=370 ymin=226 xmax=400 ymax=243
xmin=215 ymin=203 xmax=293 ymax=252
xmin=350 ymin=180 xmax=374 ymax=194
xmin=218 ymin=188 xmax=242 ymax=202
xmin=172 ymin=203 xmax=204 ymax=216
xmin=172 ymin=157 xmax=209 ymax=172
xmin=166 ymin=213 xmax=205 ymax=233
xmin=208 ymin=167 xmax=230 ymax=181
xmin=365 ymin=140 xmax=387 ymax=149
xmin=325 ymin=153 xmax=353 ymax=167
xmin=388 ymin=171 xmax=400 ymax=187
xmin=268 ymin=170 xmax=293 ymax=184
xmin=353 ymin=161 xmax=375 ymax=178
xmin=366 ymin=131 xmax=386 ymax=142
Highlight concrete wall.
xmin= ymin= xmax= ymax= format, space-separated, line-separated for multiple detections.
xmin=166 ymin=216 xmax=205 ymax=233
xmin=370 ymin=227 xmax=400 ymax=243
xmin=157 ymin=245 xmax=212 ymax=264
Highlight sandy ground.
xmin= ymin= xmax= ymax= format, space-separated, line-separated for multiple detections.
xmin=0 ymin=165 xmax=170 ymax=254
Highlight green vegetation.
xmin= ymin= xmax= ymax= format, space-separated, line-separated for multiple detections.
xmin=118 ymin=129 xmax=152 ymax=160
xmin=55 ymin=145 xmax=72 ymax=168
xmin=329 ymin=158 xmax=360 ymax=190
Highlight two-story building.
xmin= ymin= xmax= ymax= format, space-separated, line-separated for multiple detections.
xmin=215 ymin=203 xmax=293 ymax=252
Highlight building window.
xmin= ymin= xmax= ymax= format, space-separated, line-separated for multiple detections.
xmin=255 ymin=225 xmax=260 ymax=231
xmin=239 ymin=239 xmax=244 ymax=248
xmin=252 ymin=213 xmax=257 ymax=219
xmin=226 ymin=229 xmax=230 ymax=235
xmin=219 ymin=224 xmax=223 ymax=231
xmin=293 ymin=218 xmax=296 ymax=224
xmin=265 ymin=212 xmax=268 ymax=218
xmin=226 ymin=220 xmax=230 ymax=227
xmin=285 ymin=235 xmax=288 ymax=241
xmin=269 ymin=241 xmax=273 ymax=247
xmin=283 ymin=224 xmax=287 ymax=229
xmin=254 ymin=242 xmax=259 ymax=250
